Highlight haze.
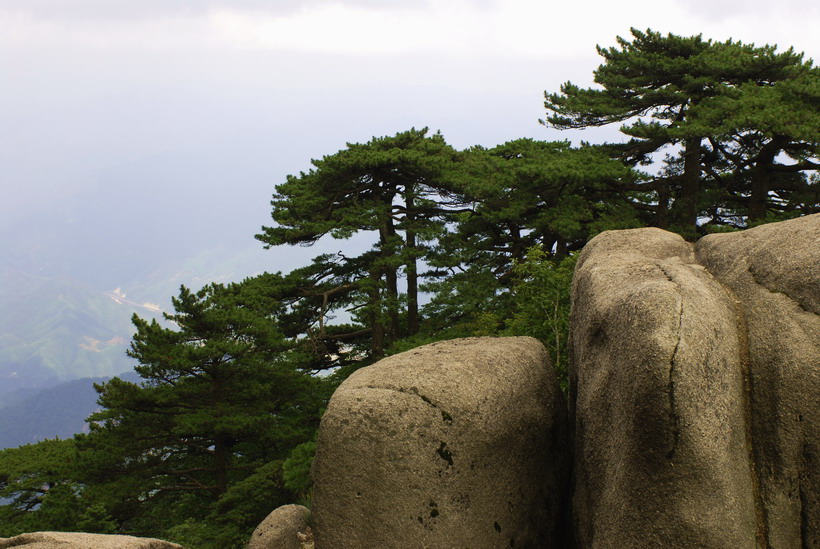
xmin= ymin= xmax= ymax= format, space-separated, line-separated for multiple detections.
xmin=1 ymin=0 xmax=818 ymax=287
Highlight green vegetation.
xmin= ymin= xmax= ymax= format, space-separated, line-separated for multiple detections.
xmin=0 ymin=271 xmax=138 ymax=390
xmin=1 ymin=29 xmax=816 ymax=547
xmin=543 ymin=28 xmax=819 ymax=236
xmin=256 ymin=128 xmax=464 ymax=359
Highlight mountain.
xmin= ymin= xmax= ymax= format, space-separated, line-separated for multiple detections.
xmin=0 ymin=376 xmax=103 ymax=448
xmin=0 ymin=372 xmax=142 ymax=449
xmin=0 ymin=140 xmax=328 ymax=406
xmin=0 ymin=243 xmax=283 ymax=404
xmin=0 ymin=145 xmax=283 ymax=400
xmin=0 ymin=269 xmax=139 ymax=401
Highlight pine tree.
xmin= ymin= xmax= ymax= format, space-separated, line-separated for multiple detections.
xmin=423 ymin=139 xmax=640 ymax=335
xmin=687 ymin=63 xmax=820 ymax=225
xmin=80 ymin=278 xmax=323 ymax=534
xmin=0 ymin=439 xmax=84 ymax=536
xmin=543 ymin=28 xmax=819 ymax=235
xmin=256 ymin=128 xmax=464 ymax=358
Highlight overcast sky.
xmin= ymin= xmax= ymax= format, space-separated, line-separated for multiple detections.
xmin=1 ymin=0 xmax=818 ymax=270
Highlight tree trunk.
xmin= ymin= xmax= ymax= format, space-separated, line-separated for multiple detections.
xmin=679 ymin=136 xmax=702 ymax=234
xmin=213 ymin=433 xmax=228 ymax=495
xmin=379 ymin=219 xmax=400 ymax=344
xmin=749 ymin=166 xmax=769 ymax=223
xmin=212 ymin=378 xmax=228 ymax=495
xmin=749 ymin=137 xmax=785 ymax=223
xmin=405 ymin=188 xmax=419 ymax=335
xmin=509 ymin=224 xmax=524 ymax=262
xmin=656 ymin=186 xmax=671 ymax=229
xmin=368 ymin=273 xmax=385 ymax=359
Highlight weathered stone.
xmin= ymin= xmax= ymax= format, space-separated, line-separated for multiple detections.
xmin=0 ymin=532 xmax=182 ymax=549
xmin=697 ymin=213 xmax=820 ymax=548
xmin=569 ymin=214 xmax=819 ymax=548
xmin=312 ymin=336 xmax=567 ymax=548
xmin=569 ymin=227 xmax=758 ymax=548
xmin=247 ymin=504 xmax=311 ymax=549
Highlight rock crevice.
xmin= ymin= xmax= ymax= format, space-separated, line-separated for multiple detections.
xmin=569 ymin=214 xmax=819 ymax=548
xmin=658 ymin=262 xmax=685 ymax=461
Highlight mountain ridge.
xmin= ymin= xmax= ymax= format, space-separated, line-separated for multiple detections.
xmin=0 ymin=371 xmax=142 ymax=449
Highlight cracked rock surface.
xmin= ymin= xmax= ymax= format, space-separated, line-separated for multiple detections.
xmin=311 ymin=337 xmax=567 ymax=549
xmin=570 ymin=213 xmax=819 ymax=548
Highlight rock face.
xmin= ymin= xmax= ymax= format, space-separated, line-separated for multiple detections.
xmin=247 ymin=504 xmax=311 ymax=549
xmin=698 ymin=214 xmax=820 ymax=547
xmin=311 ymin=337 xmax=568 ymax=549
xmin=0 ymin=532 xmax=182 ymax=549
xmin=569 ymin=214 xmax=819 ymax=548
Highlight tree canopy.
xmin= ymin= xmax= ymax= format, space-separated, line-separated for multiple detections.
xmin=543 ymin=28 xmax=819 ymax=235
xmin=256 ymin=128 xmax=464 ymax=358
xmin=73 ymin=280 xmax=324 ymax=545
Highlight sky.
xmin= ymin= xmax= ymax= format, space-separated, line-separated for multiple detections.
xmin=1 ymin=0 xmax=818 ymax=282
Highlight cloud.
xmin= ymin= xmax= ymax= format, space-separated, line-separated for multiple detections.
xmin=0 ymin=0 xmax=437 ymax=21
xmin=1 ymin=0 xmax=815 ymax=61
xmin=669 ymin=0 xmax=819 ymax=55
xmin=206 ymin=2 xmax=488 ymax=56
xmin=173 ymin=0 xmax=692 ymax=59
xmin=676 ymin=0 xmax=819 ymax=22
xmin=0 ymin=0 xmax=504 ymax=55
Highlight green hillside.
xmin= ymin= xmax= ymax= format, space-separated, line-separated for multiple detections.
xmin=0 ymin=243 xmax=281 ymax=404
xmin=0 ymin=270 xmax=138 ymax=401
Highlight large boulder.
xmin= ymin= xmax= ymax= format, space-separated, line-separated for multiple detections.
xmin=247 ymin=504 xmax=311 ymax=549
xmin=697 ymin=214 xmax=820 ymax=547
xmin=569 ymin=214 xmax=819 ymax=548
xmin=569 ymin=227 xmax=758 ymax=548
xmin=0 ymin=532 xmax=182 ymax=549
xmin=312 ymin=337 xmax=568 ymax=548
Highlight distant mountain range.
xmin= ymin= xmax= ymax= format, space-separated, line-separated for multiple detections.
xmin=0 ymin=144 xmax=336 ymax=446
xmin=0 ymin=242 xmax=281 ymax=406
xmin=0 ymin=268 xmax=138 ymax=400
xmin=0 ymin=372 xmax=140 ymax=449
xmin=0 ymin=246 xmax=285 ymax=448
xmin=0 ymin=161 xmax=286 ymax=402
